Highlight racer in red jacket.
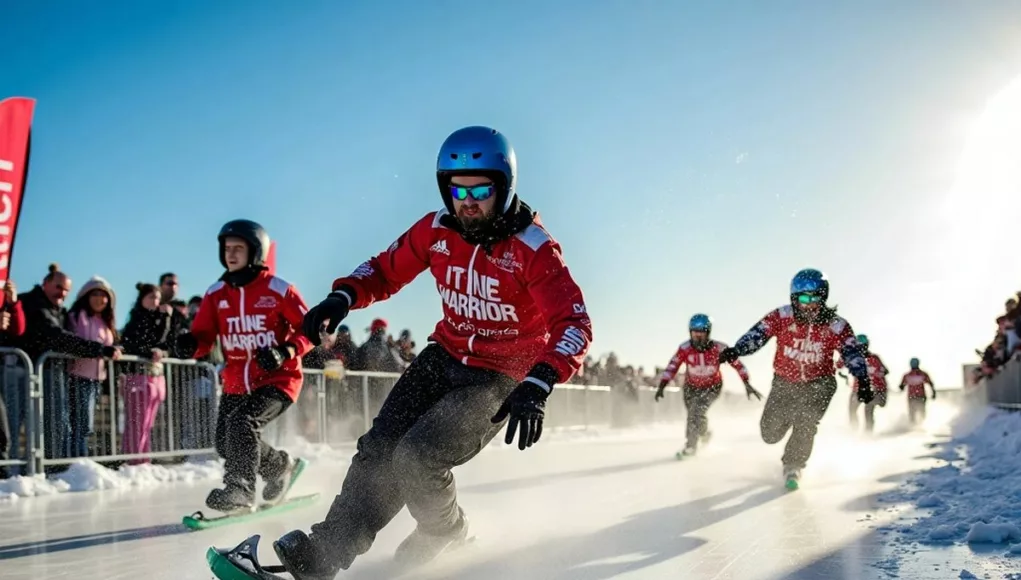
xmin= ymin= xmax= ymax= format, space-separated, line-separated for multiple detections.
xmin=176 ymin=219 xmax=312 ymax=514
xmin=268 ymin=126 xmax=593 ymax=578
xmin=656 ymin=313 xmax=761 ymax=457
xmin=899 ymin=358 xmax=936 ymax=424
xmin=838 ymin=334 xmax=890 ymax=432
xmin=719 ymin=268 xmax=871 ymax=486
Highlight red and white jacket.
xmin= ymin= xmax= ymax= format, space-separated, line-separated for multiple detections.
xmin=660 ymin=340 xmax=749 ymax=388
xmin=191 ymin=271 xmax=312 ymax=401
xmin=732 ymin=305 xmax=867 ymax=383
xmin=331 ymin=210 xmax=592 ymax=388
xmin=837 ymin=353 xmax=889 ymax=391
xmin=900 ymin=369 xmax=934 ymax=399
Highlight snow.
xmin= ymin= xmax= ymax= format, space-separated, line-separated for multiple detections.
xmin=877 ymin=404 xmax=1021 ymax=563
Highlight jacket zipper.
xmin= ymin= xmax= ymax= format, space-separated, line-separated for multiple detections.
xmin=463 ymin=244 xmax=481 ymax=365
xmin=240 ymin=285 xmax=251 ymax=394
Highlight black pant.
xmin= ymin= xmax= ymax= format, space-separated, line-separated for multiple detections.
xmin=0 ymin=391 xmax=9 ymax=479
xmin=215 ymin=386 xmax=292 ymax=495
xmin=760 ymin=375 xmax=837 ymax=470
xmin=683 ymin=383 xmax=721 ymax=449
xmin=308 ymin=344 xmax=517 ymax=570
xmin=908 ymin=397 xmax=926 ymax=424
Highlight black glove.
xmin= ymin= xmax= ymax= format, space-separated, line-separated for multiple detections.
xmin=100 ymin=345 xmax=120 ymax=358
xmin=931 ymin=390 xmax=937 ymax=400
xmin=744 ymin=381 xmax=763 ymax=401
xmin=655 ymin=379 xmax=668 ymax=402
xmin=255 ymin=345 xmax=290 ymax=371
xmin=718 ymin=347 xmax=739 ymax=364
xmin=302 ymin=290 xmax=352 ymax=346
xmin=175 ymin=332 xmax=199 ymax=359
xmin=856 ymin=376 xmax=874 ymax=404
xmin=491 ymin=364 xmax=557 ymax=450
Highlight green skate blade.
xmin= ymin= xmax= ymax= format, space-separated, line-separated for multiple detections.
xmin=184 ymin=493 xmax=320 ymax=530
xmin=263 ymin=457 xmax=309 ymax=508
xmin=207 ymin=547 xmax=266 ymax=580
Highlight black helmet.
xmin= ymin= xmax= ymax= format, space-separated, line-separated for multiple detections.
xmin=218 ymin=219 xmax=270 ymax=269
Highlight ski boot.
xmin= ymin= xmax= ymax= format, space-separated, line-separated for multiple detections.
xmin=272 ymin=530 xmax=345 ymax=580
xmin=263 ymin=455 xmax=308 ymax=505
xmin=206 ymin=483 xmax=256 ymax=515
xmin=675 ymin=446 xmax=697 ymax=460
xmin=394 ymin=508 xmax=471 ymax=568
xmin=783 ymin=466 xmax=802 ymax=491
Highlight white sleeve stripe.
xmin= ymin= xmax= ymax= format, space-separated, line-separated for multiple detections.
xmin=332 ymin=290 xmax=352 ymax=306
xmin=523 ymin=376 xmax=552 ymax=393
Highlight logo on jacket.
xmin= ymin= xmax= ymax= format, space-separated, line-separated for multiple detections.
xmin=438 ymin=266 xmax=519 ymax=323
xmin=430 ymin=239 xmax=450 ymax=256
xmin=351 ymin=261 xmax=374 ymax=279
xmin=487 ymin=250 xmax=522 ymax=272
xmin=554 ymin=326 xmax=587 ymax=357
xmin=783 ymin=338 xmax=824 ymax=364
xmin=218 ymin=300 xmax=230 ymax=310
xmin=253 ymin=296 xmax=278 ymax=309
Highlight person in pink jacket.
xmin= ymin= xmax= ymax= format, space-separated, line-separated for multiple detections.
xmin=65 ymin=276 xmax=121 ymax=458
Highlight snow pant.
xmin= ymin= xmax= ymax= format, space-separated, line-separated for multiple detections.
xmin=683 ymin=383 xmax=722 ymax=449
xmin=848 ymin=389 xmax=887 ymax=432
xmin=120 ymin=374 xmax=166 ymax=464
xmin=0 ymin=390 xmax=9 ymax=478
xmin=908 ymin=397 xmax=927 ymax=424
xmin=68 ymin=376 xmax=101 ymax=458
xmin=1 ymin=359 xmax=28 ymax=477
xmin=42 ymin=367 xmax=70 ymax=465
xmin=760 ymin=375 xmax=837 ymax=470
xmin=307 ymin=344 xmax=518 ymax=571
xmin=215 ymin=386 xmax=292 ymax=496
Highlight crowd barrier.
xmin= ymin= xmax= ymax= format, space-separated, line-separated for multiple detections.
xmin=0 ymin=348 xmax=690 ymax=475
xmin=976 ymin=356 xmax=1021 ymax=410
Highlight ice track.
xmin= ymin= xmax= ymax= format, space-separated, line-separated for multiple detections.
xmin=0 ymin=396 xmax=1014 ymax=579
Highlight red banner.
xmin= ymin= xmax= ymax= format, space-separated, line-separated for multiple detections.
xmin=265 ymin=240 xmax=277 ymax=276
xmin=0 ymin=97 xmax=35 ymax=299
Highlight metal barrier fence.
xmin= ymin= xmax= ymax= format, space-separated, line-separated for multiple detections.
xmin=1 ymin=348 xmax=691 ymax=473
xmin=978 ymin=356 xmax=1021 ymax=410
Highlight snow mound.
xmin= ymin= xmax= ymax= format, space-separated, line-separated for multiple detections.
xmin=0 ymin=458 xmax=223 ymax=501
xmin=879 ymin=408 xmax=1021 ymax=546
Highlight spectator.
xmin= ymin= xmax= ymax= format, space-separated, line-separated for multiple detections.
xmin=18 ymin=264 xmax=120 ymax=465
xmin=158 ymin=272 xmax=190 ymax=356
xmin=351 ymin=318 xmax=403 ymax=373
xmin=65 ymin=276 xmax=118 ymax=458
xmin=0 ymin=280 xmax=26 ymax=479
xmin=394 ymin=329 xmax=417 ymax=366
xmin=119 ymin=282 xmax=173 ymax=464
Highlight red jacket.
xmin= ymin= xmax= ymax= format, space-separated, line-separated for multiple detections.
xmin=661 ymin=340 xmax=749 ymax=388
xmin=191 ymin=271 xmax=312 ymax=401
xmin=838 ymin=353 xmax=889 ymax=391
xmin=1 ymin=298 xmax=26 ymax=338
xmin=900 ymin=369 xmax=933 ymax=398
xmin=733 ymin=305 xmax=866 ymax=383
xmin=332 ymin=210 xmax=592 ymax=385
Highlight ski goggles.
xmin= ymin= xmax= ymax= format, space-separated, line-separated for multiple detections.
xmin=796 ymin=293 xmax=824 ymax=305
xmin=448 ymin=184 xmax=496 ymax=202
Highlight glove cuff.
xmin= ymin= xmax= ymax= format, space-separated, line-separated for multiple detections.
xmin=524 ymin=363 xmax=559 ymax=395
xmin=330 ymin=285 xmax=357 ymax=307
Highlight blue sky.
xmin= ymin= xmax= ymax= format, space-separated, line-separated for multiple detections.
xmin=3 ymin=0 xmax=1020 ymax=389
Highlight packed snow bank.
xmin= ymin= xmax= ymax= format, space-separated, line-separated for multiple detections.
xmin=878 ymin=407 xmax=1021 ymax=553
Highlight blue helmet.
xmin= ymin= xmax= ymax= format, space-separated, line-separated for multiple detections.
xmin=689 ymin=314 xmax=712 ymax=333
xmin=856 ymin=334 xmax=869 ymax=348
xmin=790 ymin=268 xmax=829 ymax=303
xmin=436 ymin=126 xmax=517 ymax=216
xmin=910 ymin=357 xmax=919 ymax=369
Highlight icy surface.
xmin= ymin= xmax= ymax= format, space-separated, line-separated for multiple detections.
xmin=0 ymin=395 xmax=1016 ymax=579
